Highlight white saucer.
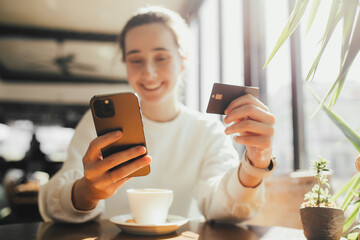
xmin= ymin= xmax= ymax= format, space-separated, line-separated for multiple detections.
xmin=110 ymin=214 xmax=189 ymax=235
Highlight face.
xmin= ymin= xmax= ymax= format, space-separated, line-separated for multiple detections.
xmin=124 ymin=23 xmax=184 ymax=105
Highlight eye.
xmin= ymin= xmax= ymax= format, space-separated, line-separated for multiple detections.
xmin=156 ymin=55 xmax=169 ymax=62
xmin=129 ymin=58 xmax=143 ymax=64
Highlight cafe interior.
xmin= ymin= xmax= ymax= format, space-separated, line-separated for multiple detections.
xmin=0 ymin=0 xmax=360 ymax=239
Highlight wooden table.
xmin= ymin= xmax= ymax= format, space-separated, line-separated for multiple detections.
xmin=0 ymin=219 xmax=307 ymax=240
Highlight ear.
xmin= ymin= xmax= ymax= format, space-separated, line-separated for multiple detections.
xmin=180 ymin=57 xmax=186 ymax=72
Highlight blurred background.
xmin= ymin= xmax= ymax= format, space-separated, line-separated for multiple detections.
xmin=0 ymin=0 xmax=359 ymax=227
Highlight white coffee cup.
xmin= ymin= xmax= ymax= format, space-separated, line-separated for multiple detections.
xmin=127 ymin=188 xmax=173 ymax=225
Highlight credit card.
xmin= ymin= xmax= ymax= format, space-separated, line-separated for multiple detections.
xmin=206 ymin=83 xmax=259 ymax=115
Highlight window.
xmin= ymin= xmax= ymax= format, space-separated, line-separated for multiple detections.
xmin=186 ymin=0 xmax=245 ymax=112
xmin=185 ymin=0 xmax=246 ymax=152
xmin=186 ymin=0 xmax=292 ymax=174
xmin=198 ymin=0 xmax=220 ymax=113
xmin=185 ymin=0 xmax=360 ymax=177
xmin=264 ymin=0 xmax=293 ymax=174
xmin=220 ymin=0 xmax=244 ymax=86
xmin=299 ymin=2 xmax=360 ymax=178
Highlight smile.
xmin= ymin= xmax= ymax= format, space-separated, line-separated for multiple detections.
xmin=141 ymin=82 xmax=164 ymax=91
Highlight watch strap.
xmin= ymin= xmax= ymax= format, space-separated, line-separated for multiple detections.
xmin=241 ymin=151 xmax=276 ymax=178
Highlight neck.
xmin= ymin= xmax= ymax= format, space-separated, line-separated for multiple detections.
xmin=140 ymin=97 xmax=181 ymax=122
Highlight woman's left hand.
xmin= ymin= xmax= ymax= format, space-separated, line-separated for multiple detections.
xmin=224 ymin=94 xmax=275 ymax=170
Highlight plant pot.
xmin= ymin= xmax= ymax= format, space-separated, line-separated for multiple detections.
xmin=300 ymin=207 xmax=345 ymax=240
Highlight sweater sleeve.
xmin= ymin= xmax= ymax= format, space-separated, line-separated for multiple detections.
xmin=38 ymin=110 xmax=105 ymax=223
xmin=194 ymin=120 xmax=265 ymax=223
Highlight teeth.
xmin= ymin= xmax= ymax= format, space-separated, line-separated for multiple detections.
xmin=142 ymin=83 xmax=162 ymax=90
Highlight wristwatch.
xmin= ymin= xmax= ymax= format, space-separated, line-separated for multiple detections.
xmin=240 ymin=151 xmax=276 ymax=178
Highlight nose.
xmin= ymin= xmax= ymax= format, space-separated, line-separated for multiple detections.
xmin=142 ymin=61 xmax=157 ymax=79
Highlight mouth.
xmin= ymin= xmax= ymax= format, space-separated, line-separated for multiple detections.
xmin=141 ymin=82 xmax=164 ymax=91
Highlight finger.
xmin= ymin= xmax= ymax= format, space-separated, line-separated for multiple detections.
xmin=112 ymin=177 xmax=132 ymax=189
xmin=96 ymin=145 xmax=147 ymax=172
xmin=224 ymin=104 xmax=276 ymax=125
xmin=225 ymin=120 xmax=274 ymax=137
xmin=233 ymin=135 xmax=272 ymax=149
xmin=225 ymin=94 xmax=269 ymax=115
xmin=109 ymin=155 xmax=152 ymax=182
xmin=107 ymin=170 xmax=132 ymax=186
xmin=83 ymin=131 xmax=122 ymax=164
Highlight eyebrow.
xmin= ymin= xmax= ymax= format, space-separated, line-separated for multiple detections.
xmin=126 ymin=47 xmax=169 ymax=56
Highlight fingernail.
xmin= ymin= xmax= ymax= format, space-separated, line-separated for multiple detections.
xmin=145 ymin=156 xmax=152 ymax=163
xmin=138 ymin=146 xmax=146 ymax=152
xmin=113 ymin=130 xmax=122 ymax=137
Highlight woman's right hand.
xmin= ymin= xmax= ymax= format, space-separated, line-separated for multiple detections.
xmin=71 ymin=130 xmax=152 ymax=211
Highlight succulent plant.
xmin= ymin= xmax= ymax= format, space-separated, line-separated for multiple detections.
xmin=302 ymin=156 xmax=337 ymax=208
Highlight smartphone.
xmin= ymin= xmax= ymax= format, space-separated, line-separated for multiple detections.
xmin=206 ymin=83 xmax=259 ymax=115
xmin=90 ymin=92 xmax=150 ymax=177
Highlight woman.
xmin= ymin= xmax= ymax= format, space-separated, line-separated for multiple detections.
xmin=39 ymin=6 xmax=276 ymax=223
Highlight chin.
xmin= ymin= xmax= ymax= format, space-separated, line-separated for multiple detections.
xmin=141 ymin=95 xmax=166 ymax=105
xmin=141 ymin=91 xmax=174 ymax=105
xmin=137 ymin=88 xmax=168 ymax=103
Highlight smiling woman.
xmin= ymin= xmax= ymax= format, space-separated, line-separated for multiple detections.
xmin=38 ymin=5 xmax=276 ymax=225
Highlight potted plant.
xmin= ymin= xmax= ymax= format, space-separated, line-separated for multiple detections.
xmin=263 ymin=0 xmax=360 ymax=239
xmin=300 ymin=156 xmax=345 ymax=240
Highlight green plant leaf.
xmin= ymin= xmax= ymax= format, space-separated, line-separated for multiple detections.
xmin=329 ymin=74 xmax=346 ymax=107
xmin=313 ymin=5 xmax=360 ymax=112
xmin=263 ymin=0 xmax=310 ymax=68
xmin=331 ymin=173 xmax=360 ymax=201
xmin=328 ymin=6 xmax=360 ymax=108
xmin=353 ymin=190 xmax=360 ymax=198
xmin=331 ymin=173 xmax=360 ymax=210
xmin=347 ymin=231 xmax=359 ymax=240
xmin=319 ymin=0 xmax=342 ymax=44
xmin=305 ymin=0 xmax=342 ymax=82
xmin=310 ymin=69 xmax=344 ymax=117
xmin=306 ymin=0 xmax=321 ymax=34
xmin=340 ymin=0 xmax=358 ymax=66
xmin=343 ymin=202 xmax=360 ymax=233
xmin=340 ymin=176 xmax=360 ymax=210
xmin=349 ymin=224 xmax=360 ymax=236
xmin=306 ymin=85 xmax=360 ymax=153
xmin=321 ymin=99 xmax=360 ymax=152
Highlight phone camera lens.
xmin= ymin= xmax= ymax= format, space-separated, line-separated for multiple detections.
xmin=93 ymin=98 xmax=115 ymax=118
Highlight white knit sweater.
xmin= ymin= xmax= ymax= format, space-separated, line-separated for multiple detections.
xmin=39 ymin=104 xmax=264 ymax=223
